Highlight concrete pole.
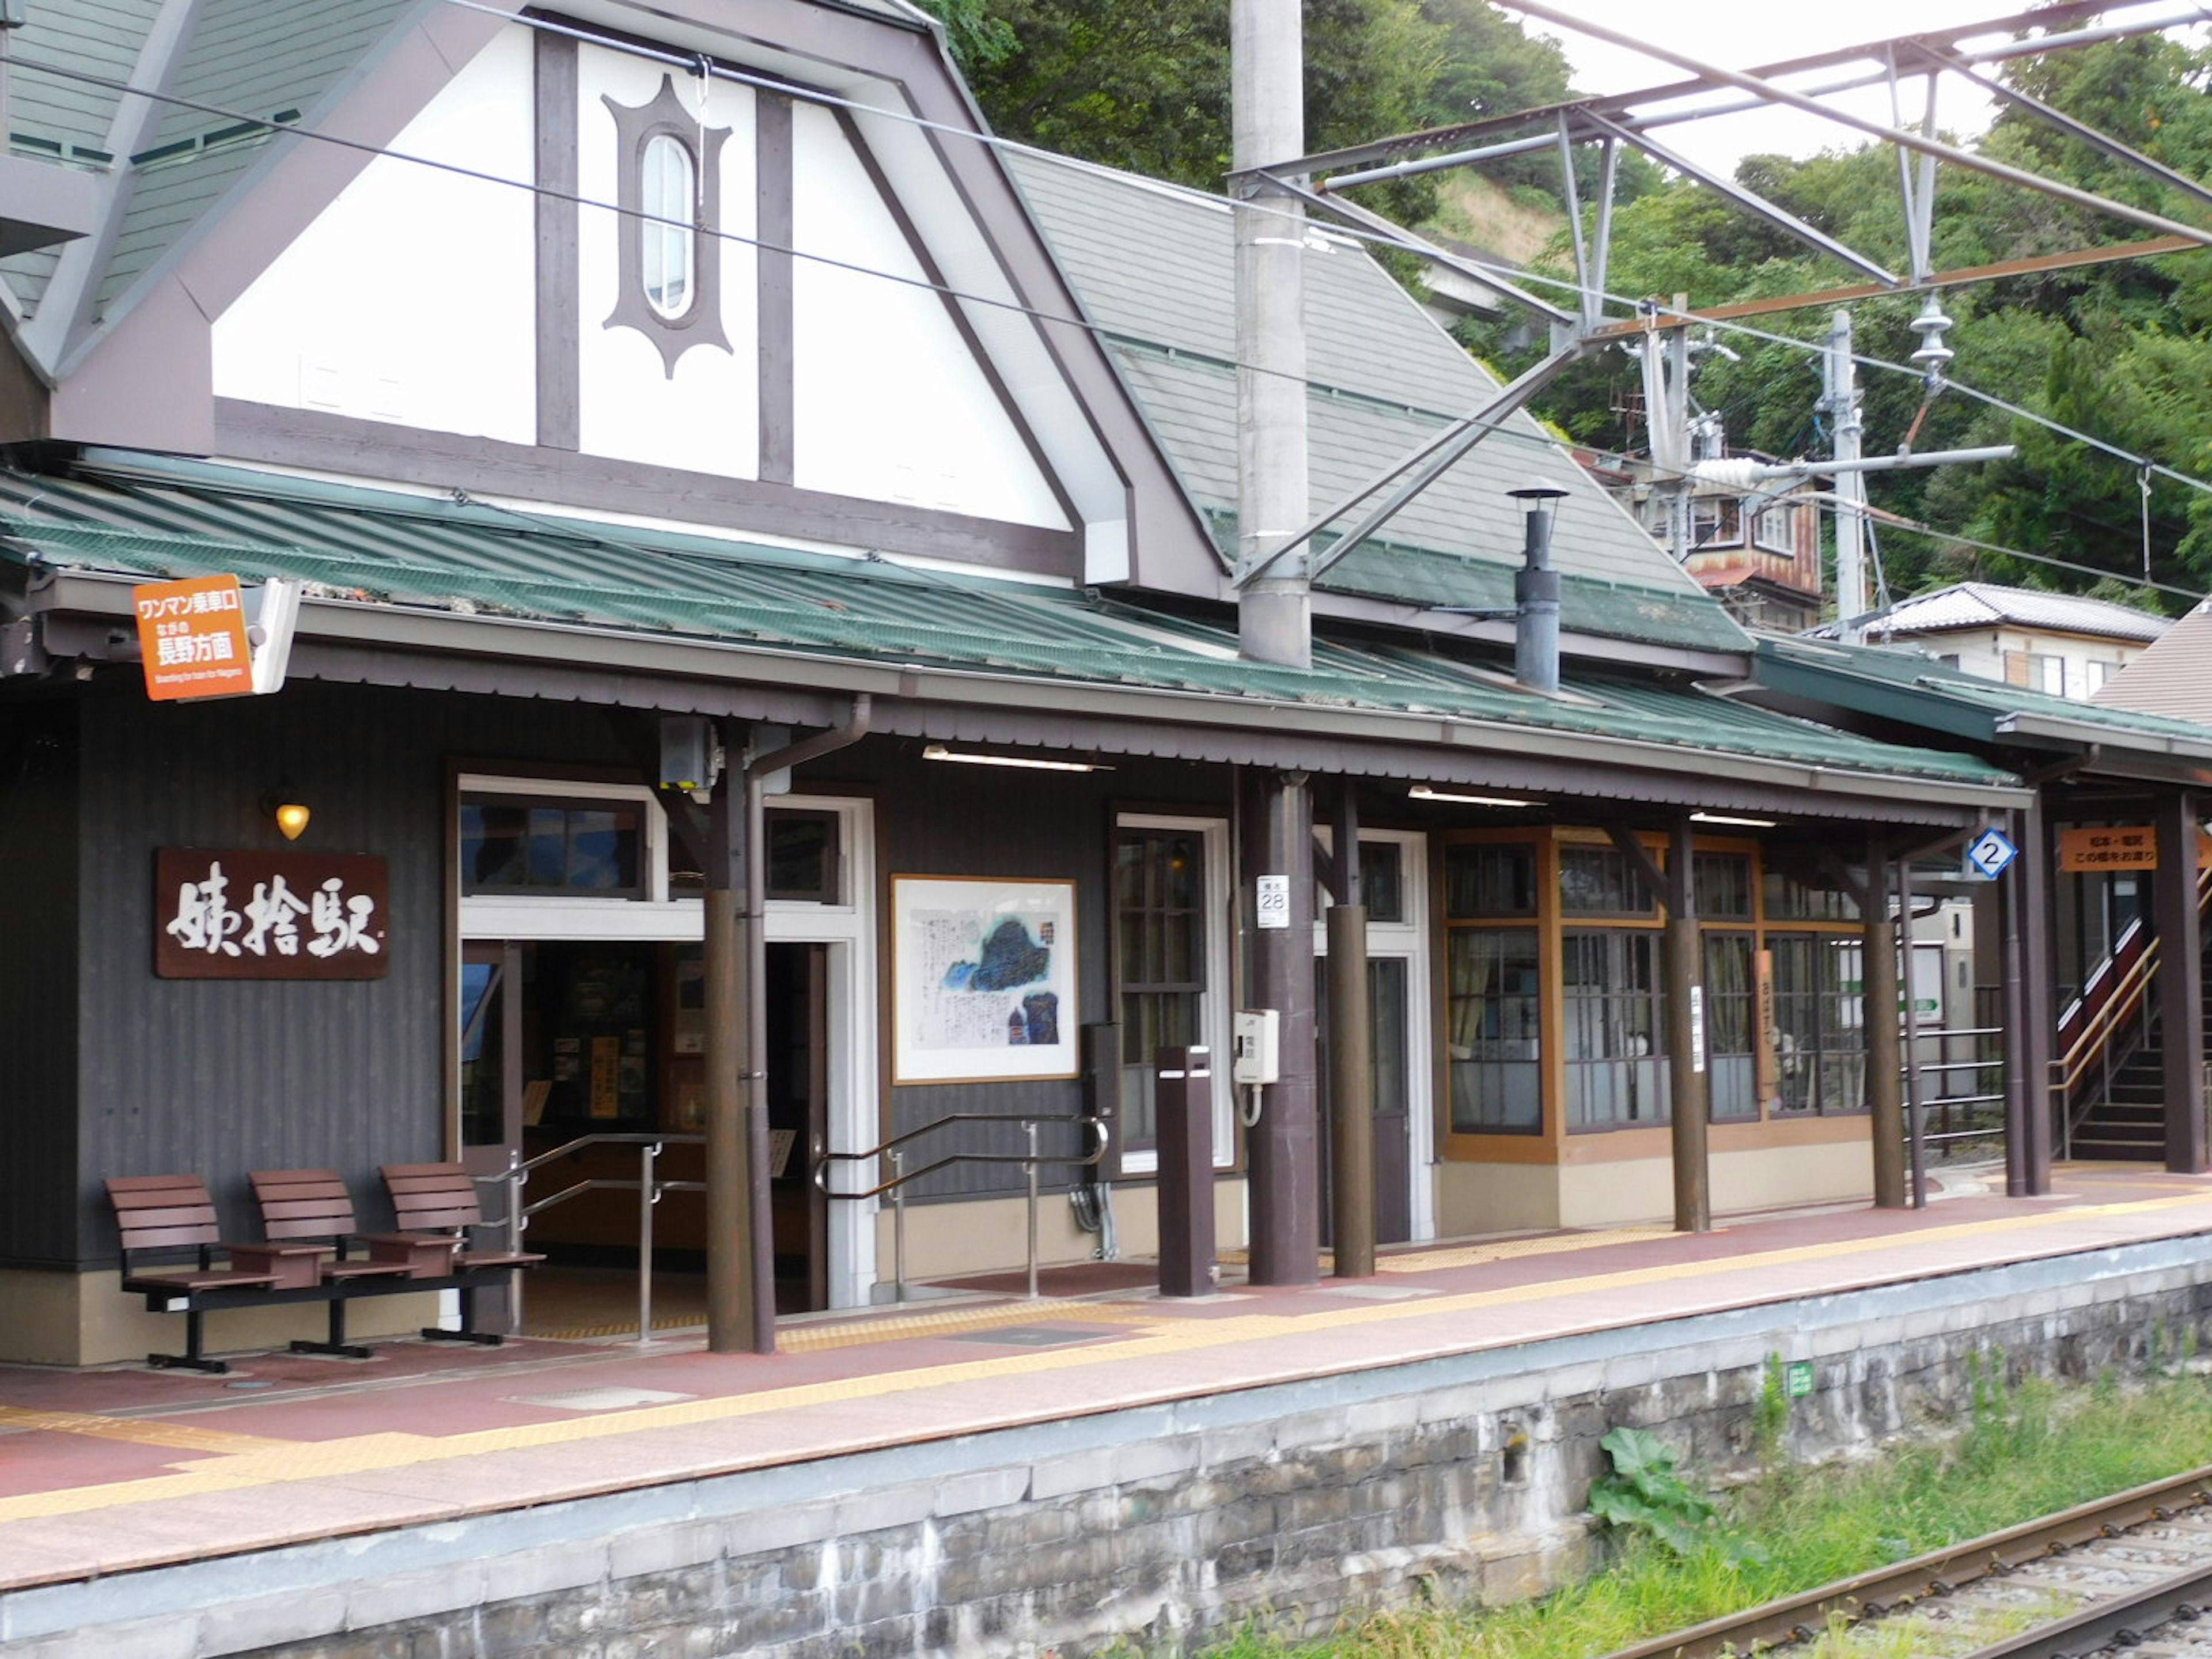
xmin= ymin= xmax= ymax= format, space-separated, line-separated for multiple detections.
xmin=2155 ymin=790 xmax=2207 ymax=1172
xmin=1233 ymin=0 xmax=1309 ymax=671
xmin=1824 ymin=312 xmax=1869 ymax=641
xmin=1665 ymin=819 xmax=1709 ymax=1232
xmin=1863 ymin=844 xmax=1907 ymax=1209
xmin=1232 ymin=0 xmax=1319 ymax=1287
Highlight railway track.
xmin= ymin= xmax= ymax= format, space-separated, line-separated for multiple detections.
xmin=1600 ymin=1465 xmax=2212 ymax=1658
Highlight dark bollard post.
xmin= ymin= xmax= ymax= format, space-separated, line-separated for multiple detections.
xmin=1157 ymin=1044 xmax=1215 ymax=1297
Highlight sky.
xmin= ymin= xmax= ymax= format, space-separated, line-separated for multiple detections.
xmin=1510 ymin=2 xmax=2174 ymax=173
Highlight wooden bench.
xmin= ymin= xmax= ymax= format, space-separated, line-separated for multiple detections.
xmin=247 ymin=1168 xmax=424 ymax=1358
xmin=107 ymin=1175 xmax=327 ymax=1374
xmin=378 ymin=1162 xmax=544 ymax=1346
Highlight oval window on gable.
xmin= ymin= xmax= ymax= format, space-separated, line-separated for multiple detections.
xmin=641 ymin=133 xmax=696 ymax=319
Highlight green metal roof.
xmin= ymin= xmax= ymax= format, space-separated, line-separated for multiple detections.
xmin=1758 ymin=635 xmax=2212 ymax=763
xmin=0 ymin=450 xmax=2011 ymax=790
xmin=1008 ymin=154 xmax=1753 ymax=656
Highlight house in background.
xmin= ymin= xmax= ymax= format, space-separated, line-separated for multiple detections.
xmin=1814 ymin=581 xmax=2169 ymax=698
xmin=1575 ymin=438 xmax=1825 ymax=635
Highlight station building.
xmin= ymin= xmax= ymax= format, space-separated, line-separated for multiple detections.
xmin=0 ymin=0 xmax=2203 ymax=1368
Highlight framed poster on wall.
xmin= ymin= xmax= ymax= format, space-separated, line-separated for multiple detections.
xmin=891 ymin=875 xmax=1077 ymax=1084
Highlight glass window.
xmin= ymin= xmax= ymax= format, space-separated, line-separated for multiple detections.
xmin=1357 ymin=840 xmax=1404 ymax=923
xmin=1562 ymin=930 xmax=1666 ymax=1128
xmin=460 ymin=796 xmax=643 ymax=897
xmin=766 ymin=810 xmax=840 ymax=903
xmin=1116 ymin=828 xmax=1206 ymax=1154
xmin=642 ymin=133 xmax=695 ymax=319
xmin=1445 ymin=927 xmax=1541 ymax=1133
xmin=1559 ymin=846 xmax=1654 ymax=915
xmin=1445 ymin=842 xmax=1535 ymax=918
xmin=1693 ymin=852 xmax=1753 ymax=921
xmin=1763 ymin=868 xmax=1859 ymax=922
xmin=1769 ymin=934 xmax=1866 ymax=1115
xmin=1703 ymin=931 xmax=1758 ymax=1120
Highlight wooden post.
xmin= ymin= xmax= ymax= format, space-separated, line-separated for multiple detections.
xmin=703 ymin=730 xmax=763 ymax=1353
xmin=1243 ymin=768 xmax=1319 ymax=1286
xmin=1863 ymin=842 xmax=1907 ymax=1209
xmin=2018 ymin=798 xmax=2056 ymax=1192
xmin=1665 ymin=819 xmax=1709 ymax=1233
xmin=2156 ymin=790 xmax=2207 ymax=1172
xmin=1156 ymin=1046 xmax=1216 ymax=1297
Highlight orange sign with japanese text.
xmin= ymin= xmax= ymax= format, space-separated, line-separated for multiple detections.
xmin=132 ymin=574 xmax=253 ymax=701
xmin=2058 ymin=825 xmax=2156 ymax=872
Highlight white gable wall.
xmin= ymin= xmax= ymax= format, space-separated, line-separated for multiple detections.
xmin=575 ymin=49 xmax=760 ymax=476
xmin=207 ymin=16 xmax=1088 ymax=547
xmin=790 ymin=103 xmax=1067 ymax=529
xmin=211 ymin=29 xmax=538 ymax=444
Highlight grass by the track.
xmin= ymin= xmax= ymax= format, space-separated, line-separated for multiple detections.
xmin=1205 ymin=1347 xmax=2212 ymax=1659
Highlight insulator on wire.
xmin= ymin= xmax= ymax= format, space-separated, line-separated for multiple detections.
xmin=1908 ymin=297 xmax=1955 ymax=391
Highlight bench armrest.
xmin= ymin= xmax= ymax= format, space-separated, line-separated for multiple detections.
xmin=228 ymin=1241 xmax=326 ymax=1291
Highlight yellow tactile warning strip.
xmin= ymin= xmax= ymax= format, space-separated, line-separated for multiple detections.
xmin=0 ymin=1405 xmax=289 ymax=1456
xmin=6 ymin=1188 xmax=2212 ymax=1531
xmin=533 ymin=1298 xmax=1153 ymax=1346
xmin=1376 ymin=1225 xmax=1677 ymax=1273
xmin=781 ymin=1299 xmax=1151 ymax=1353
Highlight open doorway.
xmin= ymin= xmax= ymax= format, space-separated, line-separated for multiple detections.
xmin=456 ymin=938 xmax=834 ymax=1332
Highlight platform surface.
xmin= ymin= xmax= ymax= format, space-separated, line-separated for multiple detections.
xmin=5 ymin=1161 xmax=2210 ymax=1593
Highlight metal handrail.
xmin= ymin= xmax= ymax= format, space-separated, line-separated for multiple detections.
xmin=816 ymin=1112 xmax=1108 ymax=1303
xmin=2056 ymin=864 xmax=2212 ymax=1098
xmin=499 ymin=1132 xmax=705 ymax=1342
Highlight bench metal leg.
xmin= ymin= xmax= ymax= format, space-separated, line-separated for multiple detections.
xmin=289 ymin=1294 xmax=372 ymax=1360
xmin=420 ymin=1282 xmax=503 ymax=1347
xmin=149 ymin=1309 xmax=227 ymax=1374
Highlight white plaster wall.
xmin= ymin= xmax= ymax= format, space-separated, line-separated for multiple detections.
xmin=575 ymin=51 xmax=760 ymax=476
xmin=212 ymin=29 xmax=537 ymax=442
xmin=1936 ymin=628 xmax=2142 ymax=700
xmin=789 ymin=103 xmax=1067 ymax=528
xmin=881 ymin=1180 xmax=1248 ymax=1285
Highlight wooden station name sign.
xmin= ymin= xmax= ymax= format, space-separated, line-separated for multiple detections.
xmin=2056 ymin=826 xmax=2212 ymax=873
xmin=156 ymin=849 xmax=389 ymax=979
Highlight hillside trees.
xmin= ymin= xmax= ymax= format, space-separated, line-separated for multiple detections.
xmin=1465 ymin=27 xmax=2212 ymax=604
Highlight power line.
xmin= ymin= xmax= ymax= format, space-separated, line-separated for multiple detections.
xmin=15 ymin=9 xmax=2211 ymax=588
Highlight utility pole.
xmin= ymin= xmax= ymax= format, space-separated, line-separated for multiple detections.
xmin=1233 ymin=0 xmax=1320 ymax=1287
xmin=1823 ymin=310 xmax=1869 ymax=642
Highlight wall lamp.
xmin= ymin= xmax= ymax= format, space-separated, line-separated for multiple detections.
xmin=922 ymin=744 xmax=1109 ymax=774
xmin=1408 ymin=785 xmax=1542 ymax=808
xmin=260 ymin=783 xmax=311 ymax=840
xmin=1690 ymin=811 xmax=1778 ymax=828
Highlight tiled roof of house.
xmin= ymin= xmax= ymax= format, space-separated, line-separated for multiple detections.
xmin=2093 ymin=599 xmax=2212 ymax=722
xmin=1808 ymin=581 xmax=2170 ymax=646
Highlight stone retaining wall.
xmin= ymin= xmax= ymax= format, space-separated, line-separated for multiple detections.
xmin=9 ymin=1240 xmax=2212 ymax=1658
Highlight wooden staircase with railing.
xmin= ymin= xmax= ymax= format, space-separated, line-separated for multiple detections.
xmin=2061 ymin=865 xmax=2212 ymax=1162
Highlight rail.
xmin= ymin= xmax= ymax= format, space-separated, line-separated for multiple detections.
xmin=815 ymin=1112 xmax=1108 ymax=1303
xmin=497 ymin=1132 xmax=705 ymax=1342
xmin=1594 ymin=1463 xmax=2212 ymax=1659
xmin=1904 ymin=1023 xmax=2005 ymax=1146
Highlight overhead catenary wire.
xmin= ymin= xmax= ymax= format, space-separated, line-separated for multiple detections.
xmin=14 ymin=5 xmax=2211 ymax=599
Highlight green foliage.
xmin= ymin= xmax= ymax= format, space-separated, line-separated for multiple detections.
xmin=1587 ymin=1426 xmax=1760 ymax=1566
xmin=1751 ymin=1353 xmax=1790 ymax=1474
xmin=1201 ymin=1363 xmax=2212 ymax=1659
